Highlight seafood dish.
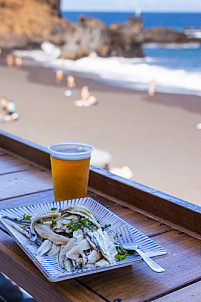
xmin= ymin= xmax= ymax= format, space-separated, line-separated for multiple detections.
xmin=3 ymin=204 xmax=134 ymax=272
xmin=0 ymin=198 xmax=168 ymax=281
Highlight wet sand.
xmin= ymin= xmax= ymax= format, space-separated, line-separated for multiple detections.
xmin=1 ymin=58 xmax=201 ymax=206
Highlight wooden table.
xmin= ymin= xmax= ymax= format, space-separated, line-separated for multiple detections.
xmin=0 ymin=130 xmax=201 ymax=302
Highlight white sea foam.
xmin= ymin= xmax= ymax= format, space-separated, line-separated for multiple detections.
xmin=184 ymin=29 xmax=201 ymax=40
xmin=14 ymin=42 xmax=201 ymax=96
xmin=144 ymin=42 xmax=201 ymax=49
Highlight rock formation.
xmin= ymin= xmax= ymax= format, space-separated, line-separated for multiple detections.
xmin=0 ymin=0 xmax=71 ymax=48
xmin=107 ymin=17 xmax=144 ymax=58
xmin=0 ymin=0 xmax=145 ymax=58
xmin=60 ymin=16 xmax=111 ymax=59
xmin=61 ymin=16 xmax=144 ymax=59
xmin=0 ymin=0 xmax=199 ymax=59
xmin=143 ymin=27 xmax=197 ymax=44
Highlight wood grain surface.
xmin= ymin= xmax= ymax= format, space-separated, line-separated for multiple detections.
xmin=79 ymin=230 xmax=201 ymax=301
xmin=0 ymin=169 xmax=53 ymax=200
xmin=155 ymin=281 xmax=201 ymax=302
xmin=0 ymin=130 xmax=201 ymax=302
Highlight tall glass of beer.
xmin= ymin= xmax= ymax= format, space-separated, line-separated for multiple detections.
xmin=48 ymin=143 xmax=93 ymax=201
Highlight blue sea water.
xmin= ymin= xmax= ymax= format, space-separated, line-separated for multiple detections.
xmin=60 ymin=11 xmax=201 ymax=30
xmin=59 ymin=12 xmax=201 ymax=95
xmin=15 ymin=12 xmax=201 ymax=95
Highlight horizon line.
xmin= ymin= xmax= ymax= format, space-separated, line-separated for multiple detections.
xmin=60 ymin=10 xmax=201 ymax=13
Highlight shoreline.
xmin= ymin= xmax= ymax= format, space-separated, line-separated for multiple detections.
xmin=27 ymin=66 xmax=201 ymax=114
xmin=1 ymin=57 xmax=201 ymax=206
xmin=1 ymin=50 xmax=201 ymax=114
xmin=2 ymin=45 xmax=201 ymax=98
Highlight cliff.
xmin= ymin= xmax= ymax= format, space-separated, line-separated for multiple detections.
xmin=0 ymin=1 xmax=198 ymax=60
xmin=0 ymin=0 xmax=145 ymax=58
xmin=0 ymin=0 xmax=71 ymax=48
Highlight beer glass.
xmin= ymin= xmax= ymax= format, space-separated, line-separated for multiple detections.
xmin=48 ymin=143 xmax=93 ymax=201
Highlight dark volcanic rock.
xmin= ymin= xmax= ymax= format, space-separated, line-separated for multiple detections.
xmin=61 ymin=16 xmax=144 ymax=59
xmin=108 ymin=17 xmax=144 ymax=58
xmin=143 ymin=27 xmax=195 ymax=44
xmin=60 ymin=16 xmax=111 ymax=59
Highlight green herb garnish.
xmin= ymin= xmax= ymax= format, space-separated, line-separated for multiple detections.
xmin=67 ymin=217 xmax=96 ymax=232
xmin=50 ymin=218 xmax=57 ymax=229
xmin=67 ymin=219 xmax=80 ymax=231
xmin=22 ymin=214 xmax=32 ymax=221
xmin=51 ymin=207 xmax=57 ymax=211
xmin=101 ymin=223 xmax=111 ymax=231
xmin=115 ymin=245 xmax=136 ymax=262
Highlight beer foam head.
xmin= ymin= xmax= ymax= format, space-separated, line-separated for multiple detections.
xmin=48 ymin=142 xmax=93 ymax=160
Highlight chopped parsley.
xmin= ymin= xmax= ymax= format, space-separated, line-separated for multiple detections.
xmin=115 ymin=245 xmax=136 ymax=262
xmin=50 ymin=218 xmax=57 ymax=229
xmin=51 ymin=207 xmax=57 ymax=211
xmin=22 ymin=214 xmax=32 ymax=221
xmin=67 ymin=217 xmax=96 ymax=232
xmin=101 ymin=223 xmax=111 ymax=231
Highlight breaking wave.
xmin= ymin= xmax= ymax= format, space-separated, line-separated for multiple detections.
xmin=14 ymin=42 xmax=201 ymax=96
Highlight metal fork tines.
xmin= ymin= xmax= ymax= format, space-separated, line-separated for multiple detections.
xmin=116 ymin=226 xmax=165 ymax=273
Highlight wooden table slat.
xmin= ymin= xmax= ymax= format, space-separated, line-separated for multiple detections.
xmin=154 ymin=280 xmax=201 ymax=302
xmin=0 ymin=190 xmax=115 ymax=210
xmin=104 ymin=204 xmax=171 ymax=237
xmin=0 ymin=148 xmax=7 ymax=156
xmin=0 ymin=190 xmax=55 ymax=210
xmin=0 ymin=169 xmax=53 ymax=200
xmin=0 ymin=153 xmax=35 ymax=175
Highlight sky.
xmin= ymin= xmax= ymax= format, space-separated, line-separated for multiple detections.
xmin=61 ymin=0 xmax=201 ymax=12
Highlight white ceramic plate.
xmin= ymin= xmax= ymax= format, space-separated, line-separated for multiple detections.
xmin=0 ymin=197 xmax=168 ymax=282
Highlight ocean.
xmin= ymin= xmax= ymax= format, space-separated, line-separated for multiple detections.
xmin=15 ymin=12 xmax=201 ymax=96
xmin=61 ymin=12 xmax=201 ymax=30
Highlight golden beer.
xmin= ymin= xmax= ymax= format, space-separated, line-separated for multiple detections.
xmin=48 ymin=143 xmax=93 ymax=202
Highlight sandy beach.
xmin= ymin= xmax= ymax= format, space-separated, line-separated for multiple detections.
xmin=1 ymin=56 xmax=201 ymax=207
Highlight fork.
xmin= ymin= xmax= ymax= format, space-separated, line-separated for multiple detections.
xmin=116 ymin=226 xmax=165 ymax=273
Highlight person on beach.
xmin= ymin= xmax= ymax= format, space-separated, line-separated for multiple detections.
xmin=55 ymin=69 xmax=63 ymax=84
xmin=0 ymin=97 xmax=8 ymax=118
xmin=64 ymin=75 xmax=76 ymax=96
xmin=148 ymin=79 xmax=156 ymax=97
xmin=67 ymin=75 xmax=75 ymax=89
xmin=87 ymin=95 xmax=98 ymax=106
xmin=74 ymin=86 xmax=98 ymax=107
xmin=80 ymin=85 xmax=89 ymax=101
xmin=0 ymin=99 xmax=19 ymax=122
xmin=15 ymin=56 xmax=22 ymax=67
xmin=110 ymin=166 xmax=133 ymax=179
xmin=6 ymin=54 xmax=14 ymax=67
